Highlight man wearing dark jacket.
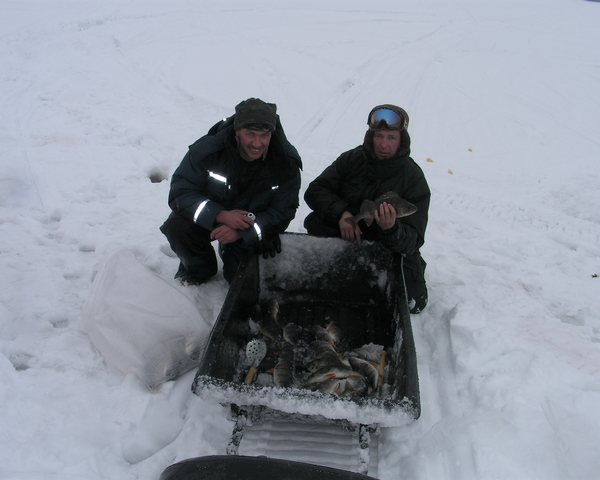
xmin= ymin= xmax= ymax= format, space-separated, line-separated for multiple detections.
xmin=161 ymin=98 xmax=302 ymax=285
xmin=304 ymin=104 xmax=430 ymax=313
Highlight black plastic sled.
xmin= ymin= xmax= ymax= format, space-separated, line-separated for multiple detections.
xmin=192 ymin=233 xmax=420 ymax=424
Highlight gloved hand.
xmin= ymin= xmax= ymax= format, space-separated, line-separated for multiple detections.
xmin=259 ymin=230 xmax=282 ymax=259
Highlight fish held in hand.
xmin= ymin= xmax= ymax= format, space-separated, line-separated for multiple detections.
xmin=344 ymin=191 xmax=417 ymax=228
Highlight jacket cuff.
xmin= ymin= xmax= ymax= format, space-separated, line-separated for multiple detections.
xmin=329 ymin=201 xmax=351 ymax=223
xmin=239 ymin=222 xmax=262 ymax=246
xmin=381 ymin=222 xmax=399 ymax=235
xmin=193 ymin=200 xmax=224 ymax=230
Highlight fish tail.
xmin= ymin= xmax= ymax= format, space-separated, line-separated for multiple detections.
xmin=344 ymin=216 xmax=359 ymax=228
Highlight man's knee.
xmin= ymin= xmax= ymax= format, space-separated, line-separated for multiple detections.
xmin=160 ymin=215 xmax=212 ymax=255
xmin=219 ymin=241 xmax=246 ymax=284
xmin=304 ymin=212 xmax=340 ymax=238
xmin=161 ymin=215 xmax=218 ymax=282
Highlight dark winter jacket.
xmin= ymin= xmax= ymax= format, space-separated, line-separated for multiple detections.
xmin=167 ymin=116 xmax=302 ymax=247
xmin=304 ymin=129 xmax=429 ymax=255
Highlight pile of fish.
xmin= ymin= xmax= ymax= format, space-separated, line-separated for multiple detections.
xmin=248 ymin=299 xmax=386 ymax=398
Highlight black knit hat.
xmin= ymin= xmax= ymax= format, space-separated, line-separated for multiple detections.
xmin=233 ymin=98 xmax=277 ymax=132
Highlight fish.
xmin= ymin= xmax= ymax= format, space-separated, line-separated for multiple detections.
xmin=304 ymin=365 xmax=355 ymax=386
xmin=273 ymin=358 xmax=294 ymax=387
xmin=306 ymin=338 xmax=347 ymax=371
xmin=344 ymin=191 xmax=417 ymax=228
xmin=258 ymin=320 xmax=282 ymax=342
xmin=265 ymin=298 xmax=280 ymax=320
xmin=310 ymin=340 xmax=337 ymax=354
xmin=325 ymin=321 xmax=342 ymax=345
xmin=348 ymin=356 xmax=379 ymax=391
xmin=282 ymin=322 xmax=301 ymax=346
xmin=313 ymin=378 xmax=346 ymax=395
xmin=258 ymin=298 xmax=282 ymax=342
xmin=310 ymin=340 xmax=338 ymax=356
xmin=310 ymin=372 xmax=369 ymax=397
xmin=306 ymin=353 xmax=347 ymax=372
xmin=313 ymin=325 xmax=337 ymax=345
xmin=342 ymin=372 xmax=369 ymax=397
xmin=273 ymin=343 xmax=294 ymax=387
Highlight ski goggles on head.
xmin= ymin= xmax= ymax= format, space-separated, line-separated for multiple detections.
xmin=368 ymin=107 xmax=408 ymax=131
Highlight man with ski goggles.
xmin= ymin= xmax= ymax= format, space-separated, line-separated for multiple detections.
xmin=304 ymin=104 xmax=430 ymax=314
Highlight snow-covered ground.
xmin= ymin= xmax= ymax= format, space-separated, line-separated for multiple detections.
xmin=2 ymin=0 xmax=600 ymax=478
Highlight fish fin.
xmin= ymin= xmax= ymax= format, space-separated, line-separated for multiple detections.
xmin=343 ymin=384 xmax=355 ymax=395
xmin=375 ymin=191 xmax=400 ymax=202
xmin=335 ymin=380 xmax=347 ymax=395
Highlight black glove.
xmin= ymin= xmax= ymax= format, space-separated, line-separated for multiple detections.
xmin=259 ymin=230 xmax=282 ymax=259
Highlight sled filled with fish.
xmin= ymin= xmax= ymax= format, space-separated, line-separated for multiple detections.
xmin=192 ymin=233 xmax=420 ymax=430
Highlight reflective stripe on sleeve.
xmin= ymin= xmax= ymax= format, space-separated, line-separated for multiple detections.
xmin=253 ymin=222 xmax=262 ymax=241
xmin=193 ymin=200 xmax=209 ymax=223
xmin=208 ymin=171 xmax=227 ymax=183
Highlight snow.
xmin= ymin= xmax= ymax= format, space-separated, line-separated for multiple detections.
xmin=1 ymin=0 xmax=600 ymax=478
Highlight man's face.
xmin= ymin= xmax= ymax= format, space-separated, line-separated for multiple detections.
xmin=372 ymin=129 xmax=401 ymax=160
xmin=236 ymin=128 xmax=272 ymax=161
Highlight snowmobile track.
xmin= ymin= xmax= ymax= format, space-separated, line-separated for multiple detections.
xmin=238 ymin=417 xmax=379 ymax=478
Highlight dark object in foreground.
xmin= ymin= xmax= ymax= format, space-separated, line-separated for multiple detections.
xmin=159 ymin=455 xmax=379 ymax=480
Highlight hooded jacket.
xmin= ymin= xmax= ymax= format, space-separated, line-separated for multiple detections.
xmin=304 ymin=129 xmax=429 ymax=255
xmin=167 ymin=116 xmax=302 ymax=247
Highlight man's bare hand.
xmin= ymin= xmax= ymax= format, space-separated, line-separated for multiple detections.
xmin=215 ymin=209 xmax=253 ymax=230
xmin=339 ymin=211 xmax=361 ymax=243
xmin=210 ymin=225 xmax=242 ymax=244
xmin=373 ymin=202 xmax=396 ymax=230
